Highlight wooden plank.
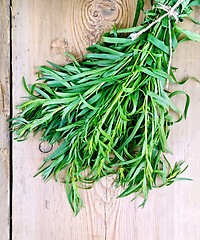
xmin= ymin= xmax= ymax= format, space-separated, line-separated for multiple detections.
xmin=0 ymin=0 xmax=10 ymax=239
xmin=12 ymin=0 xmax=135 ymax=239
xmin=12 ymin=0 xmax=200 ymax=239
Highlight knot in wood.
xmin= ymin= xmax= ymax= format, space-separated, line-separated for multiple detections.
xmin=39 ymin=141 xmax=53 ymax=153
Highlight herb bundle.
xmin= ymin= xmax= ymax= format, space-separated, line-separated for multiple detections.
xmin=11 ymin=0 xmax=200 ymax=215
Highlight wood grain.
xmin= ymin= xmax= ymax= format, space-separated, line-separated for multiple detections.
xmin=11 ymin=0 xmax=200 ymax=239
xmin=12 ymin=0 xmax=135 ymax=239
xmin=0 ymin=0 xmax=10 ymax=239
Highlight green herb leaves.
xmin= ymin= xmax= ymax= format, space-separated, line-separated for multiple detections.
xmin=10 ymin=0 xmax=200 ymax=215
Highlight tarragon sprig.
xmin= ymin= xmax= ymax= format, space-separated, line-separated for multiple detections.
xmin=10 ymin=0 xmax=200 ymax=215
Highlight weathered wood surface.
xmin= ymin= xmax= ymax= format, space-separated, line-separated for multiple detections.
xmin=11 ymin=0 xmax=200 ymax=239
xmin=0 ymin=0 xmax=10 ymax=239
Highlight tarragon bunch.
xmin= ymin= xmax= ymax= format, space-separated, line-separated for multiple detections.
xmin=10 ymin=0 xmax=200 ymax=215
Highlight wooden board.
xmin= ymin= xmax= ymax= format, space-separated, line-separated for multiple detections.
xmin=11 ymin=1 xmax=200 ymax=239
xmin=0 ymin=0 xmax=10 ymax=239
xmin=12 ymin=1 xmax=135 ymax=239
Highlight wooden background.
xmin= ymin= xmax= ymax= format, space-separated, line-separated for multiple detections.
xmin=1 ymin=0 xmax=200 ymax=239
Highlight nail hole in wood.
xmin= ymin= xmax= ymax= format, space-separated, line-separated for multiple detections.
xmin=39 ymin=141 xmax=53 ymax=153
